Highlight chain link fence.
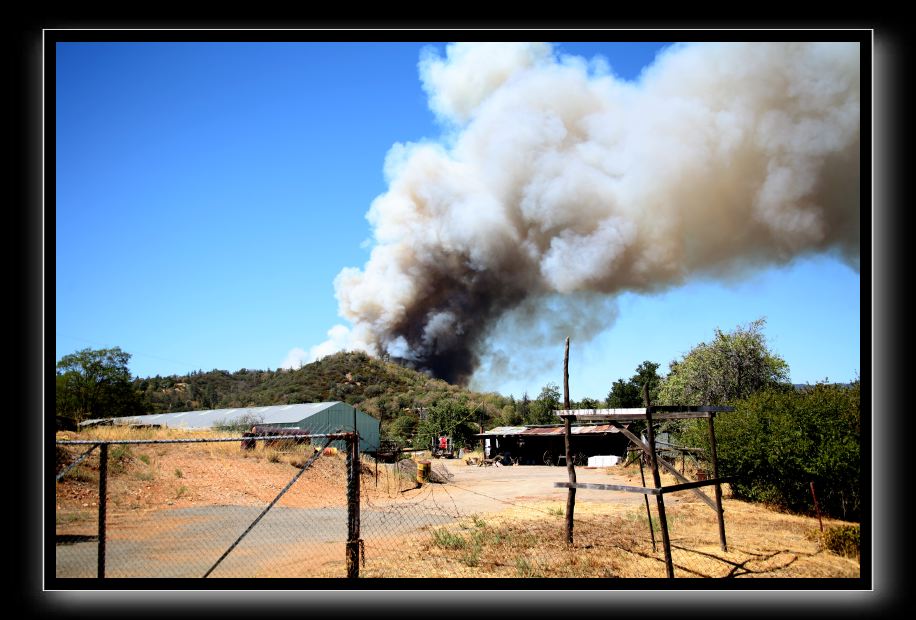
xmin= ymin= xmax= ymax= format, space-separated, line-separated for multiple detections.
xmin=56 ymin=431 xmax=849 ymax=579
xmin=353 ymin=455 xmax=846 ymax=578
xmin=55 ymin=432 xmax=353 ymax=578
xmin=354 ymin=458 xmax=672 ymax=578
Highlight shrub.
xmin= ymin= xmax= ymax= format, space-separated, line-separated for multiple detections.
xmin=821 ymin=524 xmax=860 ymax=558
xmin=676 ymin=382 xmax=860 ymax=520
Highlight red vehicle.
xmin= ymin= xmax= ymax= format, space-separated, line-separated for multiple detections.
xmin=432 ymin=435 xmax=455 ymax=459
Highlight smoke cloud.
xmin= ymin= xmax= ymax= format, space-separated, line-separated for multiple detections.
xmin=320 ymin=41 xmax=860 ymax=385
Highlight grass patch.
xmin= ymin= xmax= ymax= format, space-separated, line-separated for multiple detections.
xmin=431 ymin=528 xmax=467 ymax=550
xmin=108 ymin=444 xmax=134 ymax=474
xmin=514 ymin=556 xmax=542 ymax=578
xmin=58 ymin=465 xmax=97 ymax=484
xmin=547 ymin=506 xmax=564 ymax=518
xmin=174 ymin=468 xmax=183 ymax=478
xmin=175 ymin=485 xmax=188 ymax=499
xmin=56 ymin=511 xmax=94 ymax=525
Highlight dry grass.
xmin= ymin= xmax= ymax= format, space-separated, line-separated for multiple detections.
xmin=355 ymin=493 xmax=860 ymax=579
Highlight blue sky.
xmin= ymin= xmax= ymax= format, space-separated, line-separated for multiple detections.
xmin=55 ymin=41 xmax=861 ymax=400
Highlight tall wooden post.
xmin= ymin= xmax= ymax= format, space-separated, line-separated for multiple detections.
xmin=563 ymin=337 xmax=576 ymax=545
xmin=707 ymin=412 xmax=728 ymax=552
xmin=643 ymin=384 xmax=674 ymax=578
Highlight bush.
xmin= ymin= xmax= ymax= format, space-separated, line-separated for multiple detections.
xmin=821 ymin=524 xmax=860 ymax=558
xmin=675 ymin=382 xmax=860 ymax=520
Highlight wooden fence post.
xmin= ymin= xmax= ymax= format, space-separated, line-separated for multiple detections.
xmin=643 ymin=385 xmax=674 ymax=578
xmin=707 ymin=412 xmax=728 ymax=551
xmin=563 ymin=336 xmax=576 ymax=545
xmin=638 ymin=453 xmax=657 ymax=552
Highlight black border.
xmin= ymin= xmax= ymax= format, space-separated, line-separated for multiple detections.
xmin=22 ymin=19 xmax=902 ymax=617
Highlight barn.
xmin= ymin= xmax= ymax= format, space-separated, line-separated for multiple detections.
xmin=84 ymin=401 xmax=380 ymax=453
xmin=474 ymin=424 xmax=630 ymax=466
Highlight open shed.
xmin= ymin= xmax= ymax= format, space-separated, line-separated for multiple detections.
xmin=474 ymin=423 xmax=630 ymax=465
xmin=83 ymin=401 xmax=380 ymax=453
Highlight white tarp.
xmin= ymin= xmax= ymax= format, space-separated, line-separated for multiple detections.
xmin=587 ymin=455 xmax=620 ymax=467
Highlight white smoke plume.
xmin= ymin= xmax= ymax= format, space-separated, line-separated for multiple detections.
xmin=320 ymin=41 xmax=860 ymax=384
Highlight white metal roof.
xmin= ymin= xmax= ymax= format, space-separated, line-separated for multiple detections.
xmin=82 ymin=402 xmax=342 ymax=430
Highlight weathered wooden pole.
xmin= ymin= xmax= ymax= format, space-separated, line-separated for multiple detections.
xmin=643 ymin=384 xmax=674 ymax=578
xmin=638 ymin=450 xmax=657 ymax=552
xmin=563 ymin=337 xmax=576 ymax=545
xmin=707 ymin=412 xmax=728 ymax=551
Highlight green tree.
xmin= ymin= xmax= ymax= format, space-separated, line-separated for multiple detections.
xmin=517 ymin=392 xmax=530 ymax=422
xmin=606 ymin=378 xmax=641 ymax=407
xmin=576 ymin=396 xmax=602 ymax=409
xmin=527 ymin=383 xmax=561 ymax=425
xmin=497 ymin=404 xmax=522 ymax=426
xmin=606 ymin=361 xmax=662 ymax=407
xmin=415 ymin=400 xmax=477 ymax=449
xmin=657 ymin=318 xmax=790 ymax=406
xmin=386 ymin=414 xmax=418 ymax=445
xmin=56 ymin=347 xmax=147 ymax=422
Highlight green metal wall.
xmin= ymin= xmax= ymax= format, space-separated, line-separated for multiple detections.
xmin=269 ymin=402 xmax=380 ymax=453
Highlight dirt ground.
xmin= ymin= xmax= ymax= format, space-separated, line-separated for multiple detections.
xmin=55 ymin=430 xmax=861 ymax=579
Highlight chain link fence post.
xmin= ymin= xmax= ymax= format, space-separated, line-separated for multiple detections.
xmin=346 ymin=432 xmax=361 ymax=578
xmin=97 ymin=443 xmax=107 ymax=578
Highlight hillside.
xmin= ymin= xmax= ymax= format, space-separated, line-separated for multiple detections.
xmin=133 ymin=351 xmax=513 ymax=434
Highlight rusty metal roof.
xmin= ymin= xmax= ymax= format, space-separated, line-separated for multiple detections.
xmin=477 ymin=424 xmax=626 ymax=437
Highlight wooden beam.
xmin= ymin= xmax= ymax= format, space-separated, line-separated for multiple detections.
xmin=554 ymin=481 xmax=660 ymax=495
xmin=556 ymin=410 xmax=715 ymax=421
xmin=658 ymin=477 xmax=735 ymax=494
xmin=555 ymin=405 xmax=733 ymax=422
xmin=554 ymin=478 xmax=734 ymax=496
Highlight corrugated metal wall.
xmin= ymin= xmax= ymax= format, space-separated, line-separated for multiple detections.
xmin=268 ymin=402 xmax=379 ymax=453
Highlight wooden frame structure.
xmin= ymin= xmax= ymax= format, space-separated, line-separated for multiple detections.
xmin=552 ymin=405 xmax=734 ymax=578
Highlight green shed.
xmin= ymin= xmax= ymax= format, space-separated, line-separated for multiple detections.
xmin=260 ymin=401 xmax=380 ymax=453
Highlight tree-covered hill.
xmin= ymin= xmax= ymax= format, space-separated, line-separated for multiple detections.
xmin=133 ymin=351 xmax=518 ymax=438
